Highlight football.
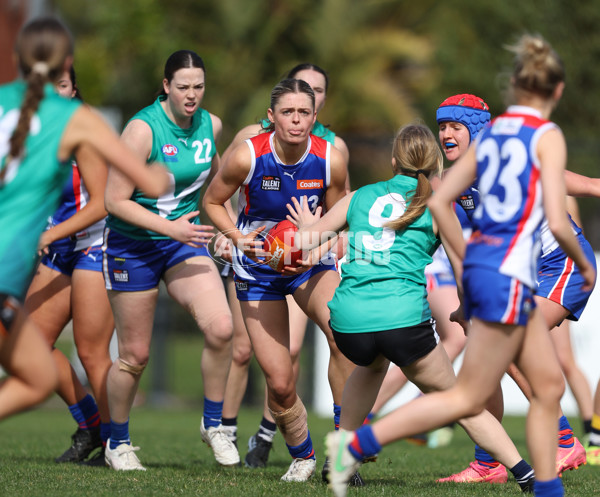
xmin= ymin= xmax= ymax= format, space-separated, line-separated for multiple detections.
xmin=263 ymin=219 xmax=302 ymax=272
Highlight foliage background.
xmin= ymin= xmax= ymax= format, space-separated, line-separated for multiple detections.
xmin=51 ymin=0 xmax=600 ymax=244
xmin=45 ymin=1 xmax=600 ymax=398
xmin=53 ymin=0 xmax=600 ymax=243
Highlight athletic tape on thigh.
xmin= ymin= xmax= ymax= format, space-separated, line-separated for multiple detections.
xmin=269 ymin=395 xmax=308 ymax=447
xmin=118 ymin=357 xmax=147 ymax=376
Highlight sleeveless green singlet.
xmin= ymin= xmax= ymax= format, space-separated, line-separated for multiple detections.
xmin=0 ymin=81 xmax=81 ymax=298
xmin=107 ymin=96 xmax=216 ymax=240
xmin=328 ymin=175 xmax=441 ymax=333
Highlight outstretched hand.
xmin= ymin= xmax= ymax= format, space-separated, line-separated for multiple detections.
xmin=286 ymin=196 xmax=321 ymax=229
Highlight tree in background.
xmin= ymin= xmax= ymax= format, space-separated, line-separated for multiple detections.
xmin=55 ymin=0 xmax=600 ymax=236
xmin=55 ymin=0 xmax=435 ymax=186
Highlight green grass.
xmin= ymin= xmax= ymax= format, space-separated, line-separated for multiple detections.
xmin=0 ymin=406 xmax=598 ymax=497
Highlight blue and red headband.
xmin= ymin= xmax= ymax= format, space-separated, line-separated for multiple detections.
xmin=436 ymin=94 xmax=491 ymax=142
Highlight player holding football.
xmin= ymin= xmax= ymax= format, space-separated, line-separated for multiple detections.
xmin=203 ymin=78 xmax=354 ymax=482
xmin=218 ymin=64 xmax=352 ymax=475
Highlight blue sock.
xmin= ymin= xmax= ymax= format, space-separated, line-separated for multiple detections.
xmin=349 ymin=425 xmax=382 ymax=461
xmin=100 ymin=422 xmax=111 ymax=445
xmin=203 ymin=397 xmax=224 ymax=428
xmin=533 ymin=477 xmax=564 ymax=497
xmin=109 ymin=420 xmax=130 ymax=449
xmin=286 ymin=432 xmax=315 ymax=459
xmin=333 ymin=404 xmax=341 ymax=430
xmin=474 ymin=444 xmax=499 ymax=467
xmin=364 ymin=412 xmax=375 ymax=424
xmin=69 ymin=394 xmax=100 ymax=429
xmin=558 ymin=416 xmax=574 ymax=448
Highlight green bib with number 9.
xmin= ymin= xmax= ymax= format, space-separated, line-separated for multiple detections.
xmin=329 ymin=175 xmax=441 ymax=332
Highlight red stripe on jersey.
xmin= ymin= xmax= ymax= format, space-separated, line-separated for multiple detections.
xmin=502 ymin=163 xmax=540 ymax=267
xmin=243 ymin=184 xmax=251 ymax=215
xmin=72 ymin=164 xmax=83 ymax=212
xmin=492 ymin=113 xmax=550 ymax=129
xmin=250 ymin=132 xmax=273 ymax=159
xmin=505 ymin=279 xmax=521 ymax=323
xmin=309 ymin=133 xmax=328 ymax=159
xmin=548 ymin=257 xmax=574 ymax=304
xmin=250 ymin=131 xmax=329 ymax=160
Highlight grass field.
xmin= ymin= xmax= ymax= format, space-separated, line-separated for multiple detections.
xmin=0 ymin=405 xmax=597 ymax=497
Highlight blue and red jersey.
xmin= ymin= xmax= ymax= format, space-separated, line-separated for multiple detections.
xmin=233 ymin=132 xmax=331 ymax=281
xmin=465 ymin=105 xmax=558 ymax=289
xmin=46 ymin=162 xmax=105 ymax=252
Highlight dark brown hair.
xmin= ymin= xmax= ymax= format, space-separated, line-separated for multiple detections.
xmin=159 ymin=50 xmax=205 ymax=96
xmin=4 ymin=17 xmax=73 ymax=171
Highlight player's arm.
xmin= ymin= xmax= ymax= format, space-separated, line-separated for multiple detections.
xmin=564 ymin=169 xmax=600 ymax=198
xmin=203 ymin=142 xmax=265 ymax=260
xmin=203 ymin=113 xmax=223 ymax=186
xmin=104 ymin=119 xmax=168 ymax=232
xmin=433 ymin=212 xmax=465 ymax=294
xmin=539 ymin=129 xmax=595 ymax=290
xmin=566 ymin=196 xmax=582 ymax=226
xmin=211 ymin=118 xmax=258 ymax=224
xmin=428 ymin=144 xmax=477 ymax=260
xmin=324 ymin=145 xmax=348 ymax=210
xmin=60 ymin=106 xmax=168 ymax=198
xmin=333 ymin=135 xmax=351 ymax=193
xmin=220 ymin=124 xmax=262 ymax=167
xmin=38 ymin=144 xmax=108 ymax=253
xmin=288 ymin=192 xmax=354 ymax=250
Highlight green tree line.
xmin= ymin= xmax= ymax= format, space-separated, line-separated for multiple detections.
xmin=55 ymin=0 xmax=600 ymax=244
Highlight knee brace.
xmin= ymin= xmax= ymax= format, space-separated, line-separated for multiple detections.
xmin=269 ymin=395 xmax=308 ymax=447
xmin=118 ymin=357 xmax=147 ymax=376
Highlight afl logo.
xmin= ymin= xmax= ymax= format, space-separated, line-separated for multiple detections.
xmin=162 ymin=144 xmax=179 ymax=156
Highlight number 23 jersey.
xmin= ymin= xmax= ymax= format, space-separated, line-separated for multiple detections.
xmin=466 ymin=105 xmax=558 ymax=288
xmin=234 ymin=131 xmax=332 ymax=281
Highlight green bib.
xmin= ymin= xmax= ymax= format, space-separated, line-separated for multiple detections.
xmin=107 ymin=96 xmax=215 ymax=239
xmin=0 ymin=81 xmax=80 ymax=297
xmin=328 ymin=175 xmax=440 ymax=333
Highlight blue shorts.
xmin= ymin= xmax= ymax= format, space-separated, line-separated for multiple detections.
xmin=102 ymin=228 xmax=210 ymax=291
xmin=426 ymin=272 xmax=456 ymax=293
xmin=462 ymin=266 xmax=536 ymax=326
xmin=537 ymin=234 xmax=596 ymax=321
xmin=234 ymin=262 xmax=335 ymax=301
xmin=41 ymin=245 xmax=103 ymax=276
